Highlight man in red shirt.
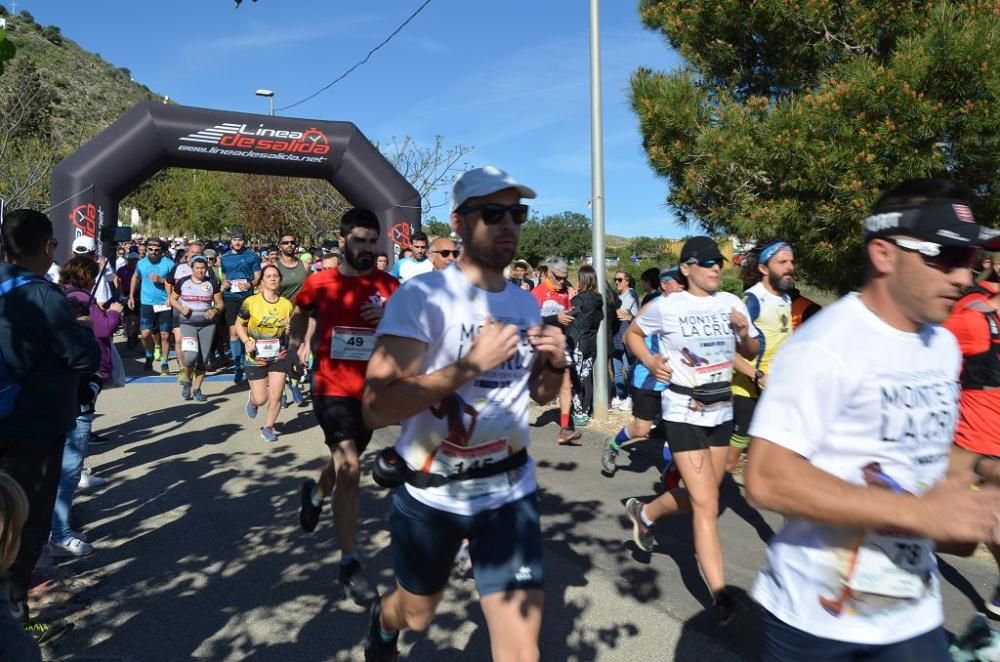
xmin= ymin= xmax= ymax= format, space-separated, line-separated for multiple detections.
xmin=942 ymin=280 xmax=1000 ymax=615
xmin=531 ymin=257 xmax=579 ymax=444
xmin=288 ymin=208 xmax=399 ymax=607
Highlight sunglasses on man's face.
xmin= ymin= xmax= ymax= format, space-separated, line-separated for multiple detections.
xmin=279 ymin=240 xmax=296 ymax=245
xmin=888 ymin=237 xmax=979 ymax=272
xmin=432 ymin=249 xmax=460 ymax=258
xmin=458 ymin=203 xmax=530 ymax=225
xmin=614 ymin=277 xmax=625 ymax=282
xmin=552 ymin=273 xmax=568 ymax=282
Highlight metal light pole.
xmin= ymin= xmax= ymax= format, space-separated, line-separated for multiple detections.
xmin=255 ymin=88 xmax=275 ymax=116
xmin=589 ymin=0 xmax=609 ymax=422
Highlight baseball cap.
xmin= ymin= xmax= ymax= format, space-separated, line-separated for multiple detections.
xmin=321 ymin=247 xmax=341 ymax=259
xmin=230 ymin=229 xmax=246 ymax=240
xmin=451 ymin=166 xmax=537 ymax=211
xmin=203 ymin=248 xmax=218 ymax=259
xmin=863 ymin=199 xmax=1000 ymax=249
xmin=71 ymin=236 xmax=96 ymax=254
xmin=190 ymin=256 xmax=209 ymax=266
xmin=659 ymin=265 xmax=681 ymax=282
xmin=679 ymin=236 xmax=725 ymax=264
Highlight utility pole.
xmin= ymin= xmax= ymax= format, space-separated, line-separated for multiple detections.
xmin=589 ymin=0 xmax=609 ymax=422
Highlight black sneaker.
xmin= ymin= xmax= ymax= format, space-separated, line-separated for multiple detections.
xmin=25 ymin=618 xmax=73 ymax=645
xmin=625 ymin=498 xmax=656 ymax=552
xmin=364 ymin=599 xmax=398 ymax=662
xmin=340 ymin=559 xmax=378 ymax=607
xmin=713 ymin=587 xmax=737 ymax=626
xmin=299 ymin=479 xmax=322 ymax=532
xmin=143 ymin=357 xmax=154 ymax=372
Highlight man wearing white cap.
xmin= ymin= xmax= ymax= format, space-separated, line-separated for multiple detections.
xmin=362 ymin=166 xmax=567 ymax=661
xmin=71 ymin=236 xmax=116 ymax=306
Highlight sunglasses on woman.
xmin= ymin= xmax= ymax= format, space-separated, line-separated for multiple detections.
xmin=457 ymin=203 xmax=530 ymax=225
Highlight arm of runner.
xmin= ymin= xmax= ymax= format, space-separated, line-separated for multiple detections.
xmin=287 ymin=305 xmax=312 ymax=366
xmin=625 ymin=304 xmax=671 ymax=383
xmin=730 ymin=307 xmax=760 ymax=359
xmin=747 ymin=438 xmax=1000 ymax=543
xmin=250 ymin=269 xmax=262 ymax=289
xmin=129 ymin=270 xmax=139 ymax=309
xmin=205 ymin=291 xmax=223 ymax=320
xmin=527 ymin=324 xmax=567 ymax=404
xmin=363 ymin=320 xmax=521 ymax=429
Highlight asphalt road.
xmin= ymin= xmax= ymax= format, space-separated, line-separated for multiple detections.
xmin=38 ymin=349 xmax=997 ymax=661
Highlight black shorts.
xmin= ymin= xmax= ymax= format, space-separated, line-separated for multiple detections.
xmin=732 ymin=394 xmax=758 ymax=438
xmin=313 ymin=395 xmax=373 ymax=453
xmin=630 ymin=386 xmax=663 ymax=421
xmin=663 ymin=420 xmax=735 ymax=454
xmin=223 ymin=299 xmax=244 ymax=326
xmin=244 ymin=357 xmax=290 ymax=381
xmin=390 ymin=487 xmax=544 ymax=597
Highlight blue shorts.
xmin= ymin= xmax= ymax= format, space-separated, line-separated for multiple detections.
xmin=390 ymin=488 xmax=543 ymax=597
xmin=763 ymin=611 xmax=950 ymax=661
xmin=139 ymin=304 xmax=174 ymax=333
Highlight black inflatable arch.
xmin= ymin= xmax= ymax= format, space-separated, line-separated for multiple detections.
xmin=50 ymin=102 xmax=421 ymax=263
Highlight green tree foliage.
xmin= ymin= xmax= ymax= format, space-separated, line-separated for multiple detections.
xmin=0 ymin=54 xmax=58 ymax=208
xmin=424 ymin=219 xmax=452 ymax=238
xmin=516 ymin=211 xmax=592 ymax=266
xmin=632 ymin=0 xmax=1000 ymax=293
xmin=0 ymin=30 xmax=14 ymax=76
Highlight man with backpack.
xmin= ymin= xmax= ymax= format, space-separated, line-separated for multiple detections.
xmin=0 ymin=210 xmax=101 ymax=631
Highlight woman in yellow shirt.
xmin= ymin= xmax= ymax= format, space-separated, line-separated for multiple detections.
xmin=236 ymin=264 xmax=294 ymax=442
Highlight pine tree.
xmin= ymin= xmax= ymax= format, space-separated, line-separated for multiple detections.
xmin=631 ymin=1 xmax=1000 ymax=292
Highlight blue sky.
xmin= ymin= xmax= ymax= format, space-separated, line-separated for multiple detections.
xmin=23 ymin=0 xmax=686 ymax=238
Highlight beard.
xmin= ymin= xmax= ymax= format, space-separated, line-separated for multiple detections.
xmin=769 ymin=271 xmax=795 ymax=293
xmin=345 ymin=247 xmax=374 ymax=271
xmin=469 ymin=243 xmax=516 ymax=270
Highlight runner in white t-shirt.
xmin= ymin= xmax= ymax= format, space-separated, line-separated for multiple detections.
xmin=362 ymin=166 xmax=566 ymax=662
xmin=623 ymin=235 xmax=760 ymax=624
xmin=746 ymin=178 xmax=1000 ymax=661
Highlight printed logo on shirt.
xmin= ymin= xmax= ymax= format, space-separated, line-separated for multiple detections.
xmin=679 ymin=312 xmax=733 ymax=338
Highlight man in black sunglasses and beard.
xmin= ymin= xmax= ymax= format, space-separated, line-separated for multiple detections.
xmin=746 ymin=179 xmax=1000 ymax=661
xmin=361 ymin=166 xmax=567 ymax=662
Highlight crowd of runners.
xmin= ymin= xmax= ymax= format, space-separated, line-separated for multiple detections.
xmin=2 ymin=167 xmax=1000 ymax=661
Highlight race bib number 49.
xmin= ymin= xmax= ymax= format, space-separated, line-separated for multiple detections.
xmin=331 ymin=326 xmax=375 ymax=361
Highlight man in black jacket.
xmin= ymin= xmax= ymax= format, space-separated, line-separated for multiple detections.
xmin=0 ymin=210 xmax=101 ymax=626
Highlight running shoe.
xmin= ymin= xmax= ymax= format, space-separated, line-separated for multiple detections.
xmin=153 ymin=346 xmax=161 ymax=362
xmin=48 ymin=536 xmax=94 ymax=558
xmin=364 ymin=599 xmax=398 ymax=662
xmin=340 ymin=559 xmax=378 ymax=608
xmin=611 ymin=396 xmax=623 ymax=409
xmin=25 ymin=618 xmax=73 ymax=646
xmin=233 ymin=368 xmax=244 ymax=384
xmin=713 ymin=587 xmax=737 ymax=626
xmin=245 ymin=394 xmax=258 ymax=419
xmin=616 ymin=396 xmax=633 ymax=412
xmin=987 ymin=584 xmax=1000 ymax=618
xmin=159 ymin=361 xmax=170 ymax=376
xmin=625 ymin=498 xmax=656 ymax=552
xmin=180 ymin=381 xmax=193 ymax=401
xmin=557 ymin=427 xmax=582 ymax=445
xmin=143 ymin=356 xmax=154 ymax=372
xmin=192 ymin=389 xmax=207 ymax=402
xmin=78 ymin=468 xmax=107 ymax=490
xmin=572 ymin=414 xmax=591 ymax=427
xmin=289 ymin=382 xmax=304 ymax=405
xmin=600 ymin=440 xmax=619 ymax=476
xmin=299 ymin=479 xmax=322 ymax=532
xmin=260 ymin=426 xmax=278 ymax=443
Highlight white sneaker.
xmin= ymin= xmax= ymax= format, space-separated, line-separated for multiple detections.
xmin=78 ymin=468 xmax=108 ymax=490
xmin=48 ymin=536 xmax=94 ymax=558
xmin=616 ymin=397 xmax=632 ymax=412
xmin=611 ymin=396 xmax=623 ymax=409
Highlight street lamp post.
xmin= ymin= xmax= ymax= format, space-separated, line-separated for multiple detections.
xmin=589 ymin=0 xmax=609 ymax=422
xmin=255 ymin=89 xmax=275 ymax=116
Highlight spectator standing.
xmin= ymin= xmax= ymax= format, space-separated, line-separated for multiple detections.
xmin=0 ymin=209 xmax=100 ymax=628
xmin=508 ymin=259 xmax=535 ymax=291
xmin=611 ymin=271 xmax=639 ymax=410
xmin=566 ymin=266 xmax=604 ymax=426
xmin=531 ymin=257 xmax=580 ymax=444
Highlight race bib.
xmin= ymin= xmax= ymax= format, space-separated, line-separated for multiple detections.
xmin=181 ymin=336 xmax=199 ymax=353
xmin=431 ymin=438 xmax=511 ymax=500
xmin=256 ymin=338 xmax=280 ymax=359
xmin=331 ymin=326 xmax=375 ymax=361
xmin=152 ymin=304 xmax=171 ymax=314
xmin=694 ymin=360 xmax=732 ymax=386
xmin=230 ymin=279 xmax=248 ymax=294
xmin=846 ymin=532 xmax=933 ymax=599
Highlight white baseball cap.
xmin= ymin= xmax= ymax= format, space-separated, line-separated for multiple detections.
xmin=71 ymin=236 xmax=97 ymax=254
xmin=451 ymin=166 xmax=536 ymax=211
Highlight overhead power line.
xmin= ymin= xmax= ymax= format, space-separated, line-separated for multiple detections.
xmin=277 ymin=0 xmax=433 ymax=112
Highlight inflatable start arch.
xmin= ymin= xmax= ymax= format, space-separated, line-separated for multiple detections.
xmin=49 ymin=102 xmax=421 ymax=262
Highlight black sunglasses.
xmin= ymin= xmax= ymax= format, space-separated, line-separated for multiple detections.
xmin=888 ymin=238 xmax=979 ymax=272
xmin=279 ymin=240 xmax=296 ymax=245
xmin=432 ymin=250 xmax=460 ymax=258
xmin=457 ymin=203 xmax=530 ymax=225
xmin=614 ymin=277 xmax=624 ymax=282
xmin=687 ymin=258 xmax=722 ymax=268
